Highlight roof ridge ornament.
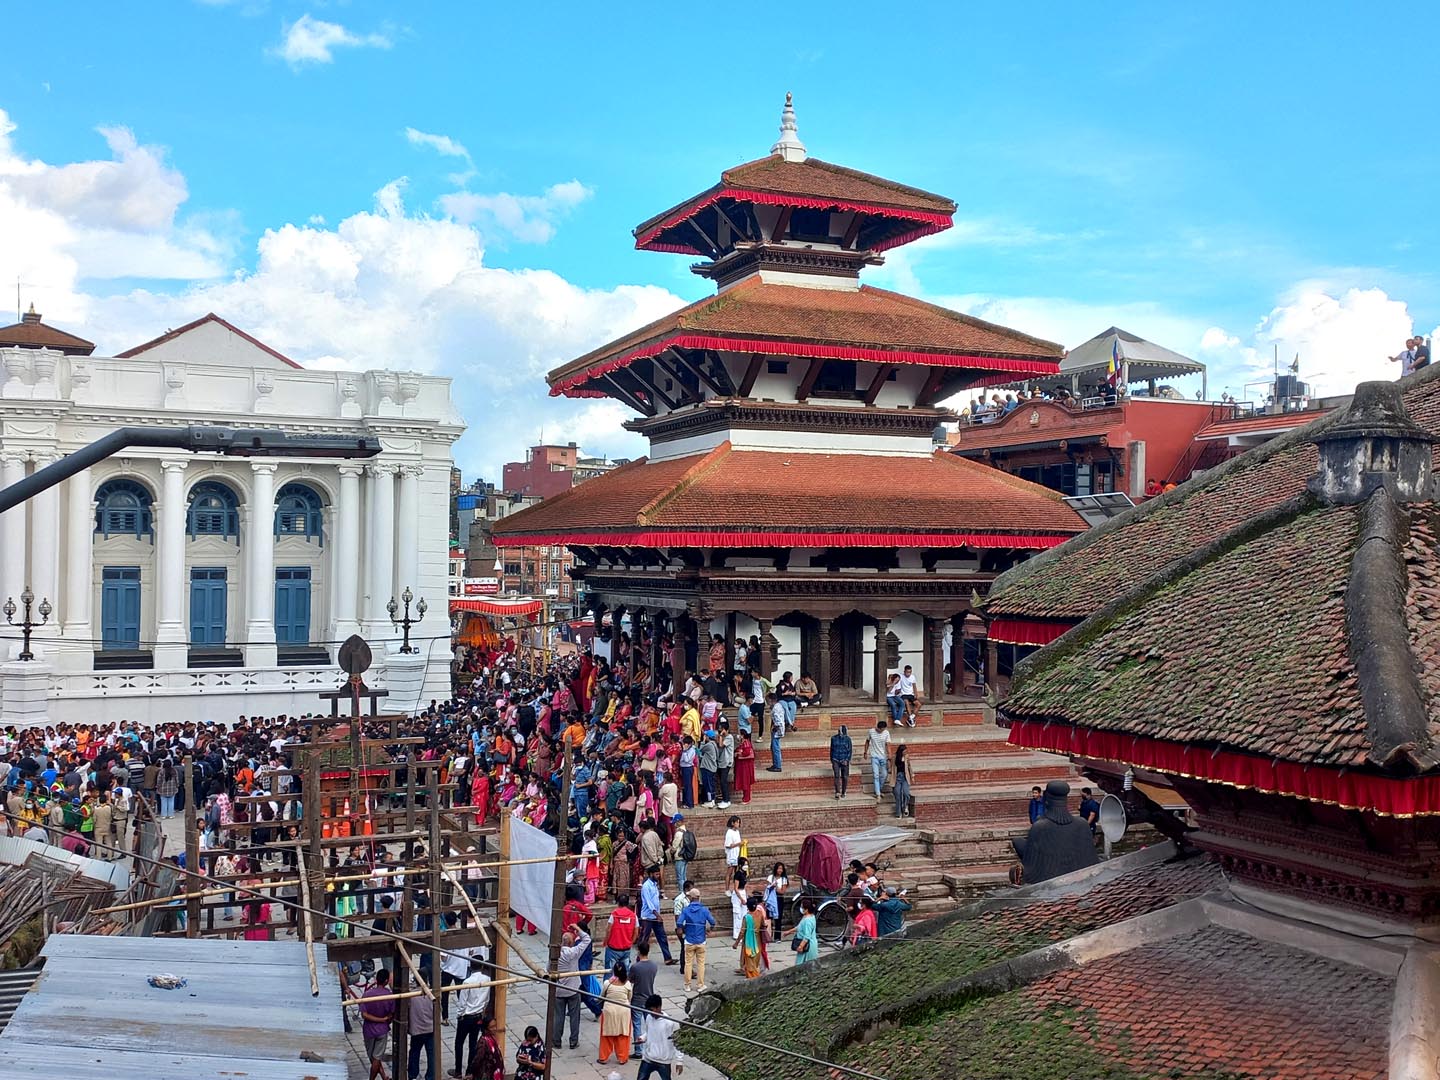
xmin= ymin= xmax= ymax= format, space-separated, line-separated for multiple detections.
xmin=1309 ymin=381 xmax=1434 ymax=505
xmin=771 ymin=92 xmax=807 ymax=163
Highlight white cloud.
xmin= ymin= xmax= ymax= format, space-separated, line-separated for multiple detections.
xmin=440 ymin=180 xmax=593 ymax=245
xmin=1199 ymin=285 xmax=1416 ymax=399
xmin=405 ymin=127 xmax=469 ymax=160
xmin=270 ymin=14 xmax=391 ymax=68
xmin=0 ymin=109 xmax=228 ymax=324
xmin=0 ymin=114 xmax=679 ymax=476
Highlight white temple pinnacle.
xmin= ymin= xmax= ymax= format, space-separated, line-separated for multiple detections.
xmin=771 ymin=91 xmax=807 ymax=163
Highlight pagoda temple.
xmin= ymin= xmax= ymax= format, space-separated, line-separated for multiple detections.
xmin=493 ymin=96 xmax=1087 ymax=702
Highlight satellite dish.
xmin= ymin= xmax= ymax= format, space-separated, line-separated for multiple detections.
xmin=1098 ymin=794 xmax=1127 ymax=859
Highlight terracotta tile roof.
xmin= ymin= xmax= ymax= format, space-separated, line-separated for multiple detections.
xmin=490 ymin=443 xmax=1088 ymax=546
xmin=987 ymin=366 xmax=1440 ymax=623
xmin=633 ymin=155 xmax=956 ymax=254
xmin=1002 ymin=382 xmax=1440 ymax=780
xmin=0 ymin=311 xmax=95 ymax=355
xmin=682 ymin=853 xmax=1223 ymax=1080
xmin=1194 ymin=408 xmax=1334 ymax=440
xmin=549 ymin=279 xmax=1063 ymax=395
xmin=1003 ymin=500 xmax=1372 ymax=766
xmin=118 ymin=312 xmax=304 ymax=368
xmin=1027 ymin=926 xmax=1391 ymax=1080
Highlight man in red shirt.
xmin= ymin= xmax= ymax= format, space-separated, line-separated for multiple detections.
xmin=603 ymin=891 xmax=638 ymax=970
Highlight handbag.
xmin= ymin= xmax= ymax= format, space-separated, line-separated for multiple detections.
xmin=790 ymin=934 xmax=803 ymax=952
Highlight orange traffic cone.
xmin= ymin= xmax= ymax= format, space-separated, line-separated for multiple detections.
xmin=339 ymin=798 xmax=353 ymax=837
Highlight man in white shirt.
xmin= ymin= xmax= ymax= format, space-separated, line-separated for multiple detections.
xmin=865 ymin=720 xmax=892 ymax=801
xmin=439 ymin=940 xmax=475 ymax=1023
xmin=896 ymin=665 xmax=918 ymax=726
xmin=451 ymin=958 xmax=490 ymax=1074
xmin=635 ymin=993 xmax=684 ymax=1080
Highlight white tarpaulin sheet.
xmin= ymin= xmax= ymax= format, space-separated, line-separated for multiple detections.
xmin=506 ymin=815 xmax=556 ymax=930
xmin=836 ymin=825 xmax=911 ymax=868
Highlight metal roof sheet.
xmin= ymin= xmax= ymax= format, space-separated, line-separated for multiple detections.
xmin=0 ymin=934 xmax=350 ymax=1080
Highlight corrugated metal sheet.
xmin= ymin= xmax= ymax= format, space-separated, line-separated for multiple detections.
xmin=0 ymin=834 xmax=131 ymax=890
xmin=0 ymin=934 xmax=351 ymax=1079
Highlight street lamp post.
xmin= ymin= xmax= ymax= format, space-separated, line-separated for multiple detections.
xmin=5 ymin=587 xmax=52 ymax=662
xmin=387 ymin=586 xmax=427 ymax=654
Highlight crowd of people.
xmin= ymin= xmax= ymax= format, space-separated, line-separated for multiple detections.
xmin=0 ymin=622 xmax=934 ymax=1079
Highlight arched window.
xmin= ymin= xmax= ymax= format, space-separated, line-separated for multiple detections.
xmin=186 ymin=481 xmax=240 ymax=540
xmin=275 ymin=483 xmax=324 ymax=544
xmin=94 ymin=479 xmax=154 ymax=541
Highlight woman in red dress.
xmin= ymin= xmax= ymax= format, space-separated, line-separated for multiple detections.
xmin=734 ymin=733 xmax=756 ymax=804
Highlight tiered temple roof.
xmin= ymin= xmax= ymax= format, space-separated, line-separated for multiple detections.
xmin=490 ymin=442 xmax=1086 ymax=549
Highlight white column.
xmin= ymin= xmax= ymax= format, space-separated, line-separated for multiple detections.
xmin=331 ymin=464 xmax=362 ymax=646
xmin=28 ymin=453 xmax=60 ymax=643
xmin=396 ymin=464 xmax=421 ymax=595
xmin=153 ymin=459 xmax=189 ymax=670
xmin=0 ymin=452 xmax=28 ymax=618
xmin=63 ymin=466 xmax=93 ymax=645
xmin=245 ymin=462 xmax=277 ymax=668
xmin=364 ymin=463 xmax=396 ymax=641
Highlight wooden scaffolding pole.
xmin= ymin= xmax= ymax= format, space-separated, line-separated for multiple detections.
xmin=541 ymin=754 xmax=573 ymax=1080
xmin=494 ymin=815 xmax=511 ymax=1046
xmin=428 ymin=775 xmax=446 ymax=1080
xmin=182 ymin=755 xmax=201 ymax=937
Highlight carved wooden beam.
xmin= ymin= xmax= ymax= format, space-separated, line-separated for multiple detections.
xmin=863 ymin=364 xmax=896 ymax=406
xmin=916 ymin=366 xmax=947 ymax=407
xmin=631 ymin=359 xmax=683 ymax=411
xmin=687 ymin=218 xmax=720 ymax=258
xmin=796 ymin=357 xmax=825 ymax=401
xmin=713 ymin=204 xmax=752 ymax=243
xmin=595 ymin=371 xmax=655 ymax=417
xmin=654 ymin=349 xmax=703 ymax=404
xmin=738 ymin=353 xmax=765 ymax=397
xmin=841 ymin=213 xmax=864 ymax=250
xmin=769 ymin=205 xmax=794 ymax=243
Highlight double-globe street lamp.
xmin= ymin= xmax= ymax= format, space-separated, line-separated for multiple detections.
xmin=387 ymin=586 xmax=427 ymax=654
xmin=4 ymin=587 xmax=51 ymax=662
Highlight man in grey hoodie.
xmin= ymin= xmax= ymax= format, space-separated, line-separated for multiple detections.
xmin=829 ymin=724 xmax=853 ymax=799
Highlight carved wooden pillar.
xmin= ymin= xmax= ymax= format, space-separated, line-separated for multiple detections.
xmin=872 ymin=617 xmax=891 ymax=704
xmin=756 ymin=619 xmax=775 ymax=680
xmin=671 ymin=617 xmax=689 ymax=697
xmin=816 ymin=617 xmax=832 ymax=703
xmin=724 ymin=611 xmax=737 ymax=675
xmin=925 ymin=617 xmax=945 ymax=703
xmin=629 ymin=607 xmax=643 ymax=687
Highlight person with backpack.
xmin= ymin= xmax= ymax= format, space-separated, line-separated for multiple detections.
xmin=670 ymin=817 xmax=695 ymax=896
xmin=829 ymin=724 xmax=853 ymax=799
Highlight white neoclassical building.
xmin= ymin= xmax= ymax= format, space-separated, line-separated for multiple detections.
xmin=0 ymin=310 xmax=463 ymax=726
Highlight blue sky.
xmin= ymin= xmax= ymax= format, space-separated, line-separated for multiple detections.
xmin=2 ymin=1 xmax=1436 ymax=475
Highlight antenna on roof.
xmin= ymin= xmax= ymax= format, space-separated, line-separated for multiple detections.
xmin=771 ymin=92 xmax=807 ymax=163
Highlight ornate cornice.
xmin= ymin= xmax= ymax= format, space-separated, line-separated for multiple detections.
xmin=691 ymin=243 xmax=882 ymax=287
xmin=627 ymin=399 xmax=954 ymax=441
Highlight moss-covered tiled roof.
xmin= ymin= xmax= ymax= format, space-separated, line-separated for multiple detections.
xmin=681 ymin=856 xmax=1222 ymax=1080
xmin=1001 ymin=499 xmax=1373 ymax=766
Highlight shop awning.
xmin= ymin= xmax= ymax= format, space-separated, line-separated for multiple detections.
xmin=450 ymin=598 xmax=544 ymax=618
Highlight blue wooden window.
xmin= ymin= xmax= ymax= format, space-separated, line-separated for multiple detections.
xmin=187 ymin=481 xmax=240 ymax=540
xmin=100 ymin=566 xmax=141 ymax=649
xmin=274 ymin=483 xmax=324 ymax=544
xmin=94 ymin=480 xmax=154 ymax=541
